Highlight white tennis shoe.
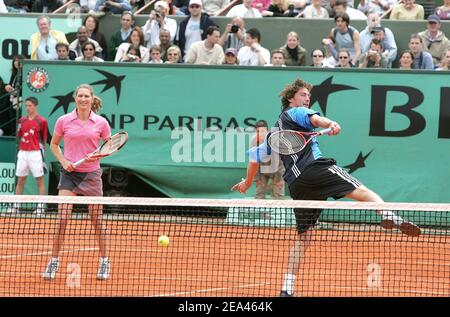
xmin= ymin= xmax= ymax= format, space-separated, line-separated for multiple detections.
xmin=42 ymin=258 xmax=60 ymax=280
xmin=97 ymin=257 xmax=110 ymax=281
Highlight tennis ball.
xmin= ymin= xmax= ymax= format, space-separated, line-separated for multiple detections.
xmin=158 ymin=235 xmax=170 ymax=247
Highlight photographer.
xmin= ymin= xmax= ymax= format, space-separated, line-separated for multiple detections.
xmin=358 ymin=38 xmax=388 ymax=68
xmin=120 ymin=45 xmax=142 ymax=62
xmin=95 ymin=0 xmax=131 ymax=14
xmin=219 ymin=16 xmax=246 ymax=51
xmin=142 ymin=1 xmax=177 ymax=49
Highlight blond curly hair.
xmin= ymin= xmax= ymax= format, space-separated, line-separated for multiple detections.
xmin=92 ymin=95 xmax=102 ymax=113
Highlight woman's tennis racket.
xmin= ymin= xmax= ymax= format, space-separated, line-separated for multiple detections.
xmin=267 ymin=128 xmax=332 ymax=155
xmin=73 ymin=131 xmax=129 ymax=167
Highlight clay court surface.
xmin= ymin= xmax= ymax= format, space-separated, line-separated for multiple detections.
xmin=0 ymin=215 xmax=449 ymax=297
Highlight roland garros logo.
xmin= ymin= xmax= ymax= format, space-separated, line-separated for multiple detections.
xmin=26 ymin=67 xmax=50 ymax=93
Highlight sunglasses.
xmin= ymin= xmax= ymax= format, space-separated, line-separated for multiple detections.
xmin=190 ymin=4 xmax=200 ymax=8
xmin=45 ymin=44 xmax=49 ymax=54
xmin=339 ymin=56 xmax=349 ymax=59
xmin=168 ymin=53 xmax=179 ymax=56
xmin=312 ymin=55 xmax=323 ymax=58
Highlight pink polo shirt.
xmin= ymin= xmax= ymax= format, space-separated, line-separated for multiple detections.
xmin=54 ymin=109 xmax=111 ymax=172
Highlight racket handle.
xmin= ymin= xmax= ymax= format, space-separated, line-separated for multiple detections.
xmin=73 ymin=158 xmax=86 ymax=168
xmin=319 ymin=128 xmax=332 ymax=135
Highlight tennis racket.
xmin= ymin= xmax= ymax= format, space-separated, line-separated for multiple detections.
xmin=73 ymin=131 xmax=128 ymax=167
xmin=267 ymin=128 xmax=332 ymax=155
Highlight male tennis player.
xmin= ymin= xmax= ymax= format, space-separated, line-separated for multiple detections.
xmin=9 ymin=97 xmax=47 ymax=214
xmin=232 ymin=78 xmax=421 ymax=297
xmin=42 ymin=84 xmax=111 ymax=281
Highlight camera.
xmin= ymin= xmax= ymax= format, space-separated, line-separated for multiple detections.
xmin=230 ymin=24 xmax=239 ymax=34
xmin=368 ymin=49 xmax=378 ymax=55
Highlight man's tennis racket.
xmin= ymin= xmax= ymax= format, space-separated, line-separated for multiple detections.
xmin=267 ymin=128 xmax=332 ymax=155
xmin=73 ymin=131 xmax=128 ymax=167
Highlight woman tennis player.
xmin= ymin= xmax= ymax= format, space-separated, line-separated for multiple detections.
xmin=42 ymin=84 xmax=111 ymax=281
xmin=232 ymin=78 xmax=421 ymax=297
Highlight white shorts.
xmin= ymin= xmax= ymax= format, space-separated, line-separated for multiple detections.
xmin=16 ymin=150 xmax=44 ymax=178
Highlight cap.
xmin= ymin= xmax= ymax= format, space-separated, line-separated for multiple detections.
xmin=189 ymin=0 xmax=203 ymax=6
xmin=225 ymin=48 xmax=238 ymax=56
xmin=154 ymin=1 xmax=168 ymax=11
xmin=371 ymin=26 xmax=385 ymax=34
xmin=427 ymin=14 xmax=440 ymax=23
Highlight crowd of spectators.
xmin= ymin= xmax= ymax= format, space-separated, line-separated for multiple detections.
xmin=1 ymin=0 xmax=450 ymax=136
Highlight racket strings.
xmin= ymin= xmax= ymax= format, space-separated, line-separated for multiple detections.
xmin=271 ymin=132 xmax=306 ymax=155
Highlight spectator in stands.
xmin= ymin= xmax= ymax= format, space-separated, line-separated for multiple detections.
xmin=76 ymin=42 xmax=104 ymax=62
xmin=219 ymin=16 xmax=246 ymax=51
xmin=83 ymin=14 xmax=108 ymax=60
xmin=238 ymin=28 xmax=270 ymax=66
xmin=186 ymin=26 xmax=224 ymax=64
xmin=408 ymin=34 xmax=434 ymax=69
xmin=4 ymin=0 xmax=30 ymax=13
xmin=69 ymin=26 xmax=103 ymax=60
xmin=1 ymin=0 xmax=8 ymax=12
xmin=226 ymin=0 xmax=263 ymax=17
xmin=310 ymin=49 xmax=325 ymax=67
xmin=119 ymin=45 xmax=142 ymax=62
xmin=390 ymin=0 xmax=424 ymax=20
xmin=223 ymin=47 xmax=239 ymax=64
xmin=279 ymin=31 xmax=307 ymax=66
xmin=253 ymin=0 xmax=271 ymax=12
xmin=55 ymin=42 xmax=71 ymax=60
xmin=109 ymin=11 xmax=134 ymax=61
xmin=174 ymin=0 xmax=190 ymax=15
xmin=79 ymin=0 xmax=98 ymax=12
xmin=31 ymin=0 xmax=63 ymax=13
xmin=436 ymin=48 xmax=450 ymax=70
xmin=321 ymin=38 xmax=338 ymax=67
xmin=159 ymin=28 xmax=172 ymax=61
xmin=95 ymin=0 xmax=131 ymax=14
xmin=176 ymin=0 xmax=218 ymax=60
xmin=4 ymin=55 xmax=23 ymax=109
xmin=0 ymin=76 xmax=9 ymax=137
xmin=435 ymin=0 xmax=450 ymax=20
xmin=335 ymin=48 xmax=354 ymax=67
xmin=130 ymin=0 xmax=145 ymax=10
xmin=142 ymin=1 xmax=177 ymax=50
xmin=300 ymin=0 xmax=330 ymax=18
xmin=262 ymin=0 xmax=295 ymax=17
xmin=9 ymin=96 xmax=48 ymax=213
xmin=357 ymin=0 xmax=396 ymax=17
xmin=333 ymin=0 xmax=367 ymax=20
xmin=266 ymin=49 xmax=287 ymax=66
xmin=358 ymin=38 xmax=388 ymax=68
xmin=165 ymin=45 xmax=183 ymax=63
xmin=251 ymin=120 xmax=285 ymax=200
xmin=418 ymin=15 xmax=450 ymax=66
xmin=397 ymin=50 xmax=415 ymax=69
xmin=31 ymin=15 xmax=68 ymax=61
xmin=328 ymin=13 xmax=361 ymax=66
xmin=149 ymin=45 xmax=164 ymax=63
xmin=203 ymin=0 xmax=230 ymax=16
xmin=359 ymin=13 xmax=397 ymax=67
xmin=115 ymin=27 xmax=150 ymax=63
xmin=1 ymin=55 xmax=23 ymax=136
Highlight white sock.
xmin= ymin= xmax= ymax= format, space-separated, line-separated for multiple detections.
xmin=51 ymin=257 xmax=59 ymax=262
xmin=101 ymin=257 xmax=109 ymax=262
xmin=378 ymin=210 xmax=403 ymax=224
xmin=282 ymin=273 xmax=296 ymax=295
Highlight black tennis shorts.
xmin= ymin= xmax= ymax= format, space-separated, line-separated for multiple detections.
xmin=289 ymin=158 xmax=362 ymax=233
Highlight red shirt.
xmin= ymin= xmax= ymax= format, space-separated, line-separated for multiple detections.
xmin=17 ymin=114 xmax=48 ymax=151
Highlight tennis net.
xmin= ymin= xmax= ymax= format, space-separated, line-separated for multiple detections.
xmin=0 ymin=195 xmax=449 ymax=297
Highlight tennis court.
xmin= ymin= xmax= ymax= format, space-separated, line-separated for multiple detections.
xmin=1 ymin=196 xmax=449 ymax=297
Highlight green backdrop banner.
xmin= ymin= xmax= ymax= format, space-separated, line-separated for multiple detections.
xmin=20 ymin=61 xmax=450 ymax=202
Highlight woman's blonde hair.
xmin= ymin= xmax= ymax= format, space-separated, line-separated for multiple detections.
xmin=92 ymin=95 xmax=103 ymax=113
